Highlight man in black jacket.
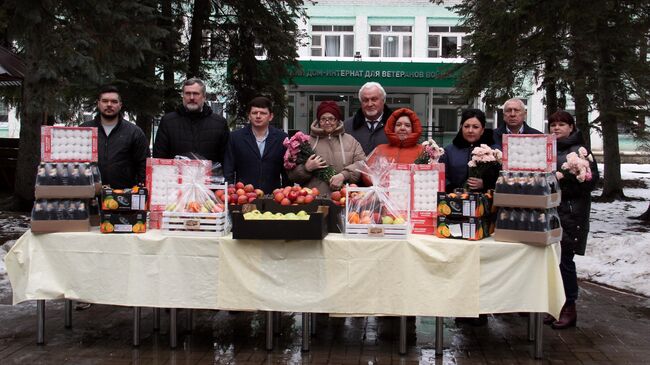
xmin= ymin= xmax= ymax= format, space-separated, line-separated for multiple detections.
xmin=81 ymin=85 xmax=149 ymax=189
xmin=493 ymin=98 xmax=543 ymax=148
xmin=344 ymin=82 xmax=392 ymax=155
xmin=153 ymin=78 xmax=230 ymax=164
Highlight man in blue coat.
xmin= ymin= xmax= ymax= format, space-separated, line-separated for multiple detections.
xmin=493 ymin=98 xmax=542 ymax=148
xmin=223 ymin=96 xmax=289 ymax=193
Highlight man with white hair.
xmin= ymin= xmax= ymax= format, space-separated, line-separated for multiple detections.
xmin=344 ymin=82 xmax=392 ymax=155
xmin=493 ymin=98 xmax=542 ymax=148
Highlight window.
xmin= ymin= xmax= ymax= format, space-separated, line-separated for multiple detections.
xmin=311 ymin=25 xmax=354 ymax=57
xmin=368 ymin=25 xmax=412 ymax=58
xmin=427 ymin=26 xmax=468 ymax=58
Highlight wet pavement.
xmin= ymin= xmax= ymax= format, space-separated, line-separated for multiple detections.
xmin=0 ymin=281 xmax=648 ymax=364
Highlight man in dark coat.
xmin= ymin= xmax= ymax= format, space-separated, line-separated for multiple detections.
xmin=493 ymin=98 xmax=542 ymax=148
xmin=223 ymin=96 xmax=289 ymax=193
xmin=344 ymin=82 xmax=392 ymax=155
xmin=153 ymin=78 xmax=229 ymax=164
xmin=81 ymin=85 xmax=149 ymax=189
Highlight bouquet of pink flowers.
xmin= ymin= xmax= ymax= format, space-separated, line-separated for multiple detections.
xmin=556 ymin=147 xmax=594 ymax=182
xmin=467 ymin=144 xmax=503 ymax=179
xmin=414 ymin=138 xmax=445 ymax=164
xmin=283 ymin=131 xmax=337 ymax=182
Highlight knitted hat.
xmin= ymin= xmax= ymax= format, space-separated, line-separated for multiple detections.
xmin=317 ymin=100 xmax=342 ymax=122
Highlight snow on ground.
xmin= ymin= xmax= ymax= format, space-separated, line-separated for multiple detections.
xmin=577 ymin=164 xmax=650 ymax=297
xmin=0 ymin=166 xmax=649 ymax=299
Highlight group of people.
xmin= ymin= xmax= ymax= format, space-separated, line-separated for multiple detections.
xmin=85 ymin=79 xmax=597 ymax=330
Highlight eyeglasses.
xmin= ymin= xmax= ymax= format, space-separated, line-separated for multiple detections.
xmin=319 ymin=117 xmax=337 ymax=123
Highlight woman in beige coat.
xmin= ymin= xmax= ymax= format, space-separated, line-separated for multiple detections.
xmin=287 ymin=100 xmax=366 ymax=194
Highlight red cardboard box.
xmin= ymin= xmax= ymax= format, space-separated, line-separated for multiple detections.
xmin=411 ymin=163 xmax=445 ymax=219
xmin=41 ymin=126 xmax=98 ymax=162
xmin=502 ymin=134 xmax=556 ymax=172
xmin=146 ymin=158 xmax=212 ymax=211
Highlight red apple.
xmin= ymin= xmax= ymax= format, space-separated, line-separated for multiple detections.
xmin=274 ymin=192 xmax=285 ymax=203
xmin=235 ymin=182 xmax=245 ymax=189
xmin=311 ymin=187 xmax=320 ymax=196
xmin=331 ymin=191 xmax=342 ymax=201
xmin=299 ymin=189 xmax=308 ymax=196
xmin=246 ymin=192 xmax=257 ymax=199
xmin=236 ymin=188 xmax=246 ymax=196
xmin=248 ymin=197 xmax=256 ymax=203
xmin=244 ymin=184 xmax=254 ymax=193
xmin=288 ymin=191 xmax=299 ymax=201
xmin=296 ymin=196 xmax=305 ymax=204
xmin=280 ymin=198 xmax=291 ymax=206
xmin=372 ymin=212 xmax=381 ymax=224
xmin=340 ymin=187 xmax=347 ymax=197
xmin=283 ymin=186 xmax=292 ymax=196
xmin=273 ymin=188 xmax=281 ymax=195
xmin=304 ymin=195 xmax=314 ymax=204
xmin=292 ymin=185 xmax=301 ymax=192
xmin=237 ymin=195 xmax=248 ymax=204
xmin=227 ymin=187 xmax=235 ymax=195
xmin=255 ymin=189 xmax=264 ymax=198
xmin=230 ymin=194 xmax=238 ymax=204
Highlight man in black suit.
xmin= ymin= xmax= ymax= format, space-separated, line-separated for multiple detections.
xmin=223 ymin=96 xmax=289 ymax=193
xmin=493 ymin=98 xmax=542 ymax=148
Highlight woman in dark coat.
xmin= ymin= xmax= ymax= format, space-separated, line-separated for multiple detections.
xmin=440 ymin=108 xmax=500 ymax=193
xmin=546 ymin=110 xmax=599 ymax=329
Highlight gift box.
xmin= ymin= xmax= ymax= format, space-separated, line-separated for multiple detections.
xmin=344 ymin=186 xmax=410 ymax=239
xmin=100 ymin=211 xmax=147 ymax=233
xmin=101 ymin=186 xmax=148 ymax=211
xmin=502 ymin=134 xmax=556 ymax=172
xmin=437 ymin=191 xmax=491 ymax=218
xmin=146 ymin=158 xmax=213 ymax=211
xmin=41 ymin=126 xmax=98 ymax=162
xmin=436 ymin=215 xmax=490 ymax=241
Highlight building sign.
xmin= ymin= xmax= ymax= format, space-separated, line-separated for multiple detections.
xmin=291 ymin=60 xmax=459 ymax=87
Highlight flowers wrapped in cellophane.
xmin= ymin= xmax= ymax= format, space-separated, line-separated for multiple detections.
xmin=556 ymin=147 xmax=593 ymax=183
xmin=414 ymin=138 xmax=445 ymax=164
xmin=283 ymin=131 xmax=337 ymax=183
xmin=345 ymin=157 xmax=410 ymax=236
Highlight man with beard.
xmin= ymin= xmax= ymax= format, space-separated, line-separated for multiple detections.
xmin=153 ymin=78 xmax=230 ymax=164
xmin=344 ymin=82 xmax=392 ymax=155
xmin=81 ymin=85 xmax=149 ymax=189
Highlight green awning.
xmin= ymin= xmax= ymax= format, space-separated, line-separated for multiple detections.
xmin=291 ymin=60 xmax=459 ymax=88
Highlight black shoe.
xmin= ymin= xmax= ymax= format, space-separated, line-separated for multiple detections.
xmin=75 ymin=302 xmax=92 ymax=311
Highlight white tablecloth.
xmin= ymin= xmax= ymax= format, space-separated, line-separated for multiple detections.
xmin=5 ymin=230 xmax=564 ymax=318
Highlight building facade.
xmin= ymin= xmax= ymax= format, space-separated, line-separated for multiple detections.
xmin=284 ymin=0 xmax=546 ymax=143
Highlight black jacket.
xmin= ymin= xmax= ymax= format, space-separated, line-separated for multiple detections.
xmin=153 ymin=104 xmax=229 ymax=164
xmin=556 ymin=130 xmax=599 ymax=255
xmin=81 ymin=116 xmax=149 ymax=189
xmin=343 ymin=104 xmax=392 ymax=155
xmin=223 ymin=124 xmax=289 ymax=193
xmin=493 ymin=123 xmax=543 ymax=149
xmin=440 ymin=129 xmax=500 ymax=193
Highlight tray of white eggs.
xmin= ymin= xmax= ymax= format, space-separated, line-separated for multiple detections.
xmin=502 ymin=134 xmax=556 ymax=172
xmin=41 ymin=126 xmax=98 ymax=162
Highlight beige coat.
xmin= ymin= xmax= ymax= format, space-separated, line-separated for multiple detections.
xmin=288 ymin=120 xmax=366 ymax=194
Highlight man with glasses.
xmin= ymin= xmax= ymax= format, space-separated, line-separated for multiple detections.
xmin=344 ymin=82 xmax=392 ymax=155
xmin=153 ymin=78 xmax=230 ymax=164
xmin=223 ymin=96 xmax=289 ymax=193
xmin=493 ymin=98 xmax=542 ymax=148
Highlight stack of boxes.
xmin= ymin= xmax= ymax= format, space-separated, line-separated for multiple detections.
xmin=31 ymin=127 xmax=99 ymax=232
xmin=99 ymin=186 xmax=148 ymax=233
xmin=492 ymin=135 xmax=562 ymax=245
xmin=435 ymin=191 xmax=492 ymax=240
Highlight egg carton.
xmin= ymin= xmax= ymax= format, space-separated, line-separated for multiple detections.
xmin=411 ymin=164 xmax=445 ymax=218
xmin=502 ymin=134 xmax=556 ymax=172
xmin=41 ymin=126 xmax=98 ymax=162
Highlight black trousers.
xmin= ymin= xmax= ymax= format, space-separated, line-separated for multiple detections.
xmin=559 ymin=244 xmax=578 ymax=303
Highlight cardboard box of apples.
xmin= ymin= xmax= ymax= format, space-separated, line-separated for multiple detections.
xmin=231 ymin=202 xmax=329 ymax=240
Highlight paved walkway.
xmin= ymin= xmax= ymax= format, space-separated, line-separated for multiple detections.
xmin=0 ymin=280 xmax=649 ymax=364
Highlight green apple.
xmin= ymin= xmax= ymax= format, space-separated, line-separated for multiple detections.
xmin=393 ymin=217 xmax=406 ymax=225
xmin=262 ymin=211 xmax=274 ymax=220
xmin=297 ymin=210 xmax=308 ymax=217
xmin=284 ymin=212 xmax=298 ymax=220
xmin=243 ymin=212 xmax=254 ymax=220
xmin=381 ymin=215 xmax=394 ymax=224
xmin=274 ymin=212 xmax=284 ymax=219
